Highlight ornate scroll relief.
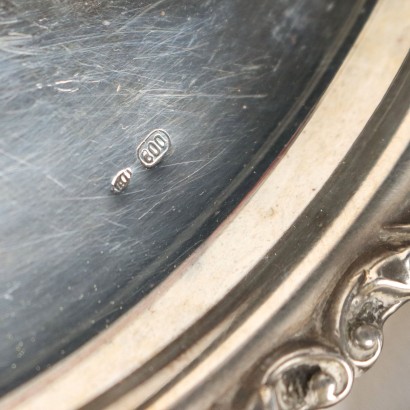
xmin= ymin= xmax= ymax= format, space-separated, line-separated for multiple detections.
xmin=333 ymin=246 xmax=410 ymax=373
xmin=243 ymin=238 xmax=410 ymax=410
xmin=247 ymin=347 xmax=353 ymax=410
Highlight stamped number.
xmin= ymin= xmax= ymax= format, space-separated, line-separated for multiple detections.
xmin=136 ymin=129 xmax=171 ymax=168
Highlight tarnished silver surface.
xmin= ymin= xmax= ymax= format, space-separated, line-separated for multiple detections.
xmin=2 ymin=0 xmax=409 ymax=409
xmin=22 ymin=7 xmax=404 ymax=408
xmin=1 ymin=0 xmax=375 ymax=395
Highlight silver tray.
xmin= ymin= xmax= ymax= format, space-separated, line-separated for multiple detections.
xmin=1 ymin=0 xmax=409 ymax=408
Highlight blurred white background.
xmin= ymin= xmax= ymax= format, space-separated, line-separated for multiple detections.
xmin=334 ymin=303 xmax=410 ymax=410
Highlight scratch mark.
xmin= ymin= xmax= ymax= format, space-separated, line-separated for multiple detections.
xmin=0 ymin=147 xmax=32 ymax=168
xmin=102 ymin=217 xmax=128 ymax=229
xmin=137 ymin=194 xmax=169 ymax=221
xmin=54 ymin=80 xmax=80 ymax=85
xmin=45 ymin=174 xmax=66 ymax=190
xmin=170 ymin=147 xmax=228 ymax=191
xmin=3 ymin=282 xmax=21 ymax=301
xmin=0 ymin=232 xmax=75 ymax=252
xmin=161 ymin=159 xmax=205 ymax=168
xmin=55 ymin=87 xmax=79 ymax=93
xmin=112 ymin=0 xmax=169 ymax=35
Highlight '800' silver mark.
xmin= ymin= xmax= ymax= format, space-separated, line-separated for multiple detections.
xmin=137 ymin=129 xmax=171 ymax=168
xmin=111 ymin=167 xmax=132 ymax=194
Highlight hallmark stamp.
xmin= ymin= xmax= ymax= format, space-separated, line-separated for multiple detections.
xmin=137 ymin=129 xmax=171 ymax=168
xmin=111 ymin=167 xmax=132 ymax=193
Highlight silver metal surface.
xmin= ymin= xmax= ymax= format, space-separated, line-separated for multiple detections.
xmin=3 ymin=1 xmax=410 ymax=410
xmin=1 ymin=0 xmax=374 ymax=394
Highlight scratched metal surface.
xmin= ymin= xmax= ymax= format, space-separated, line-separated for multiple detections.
xmin=0 ymin=0 xmax=373 ymax=396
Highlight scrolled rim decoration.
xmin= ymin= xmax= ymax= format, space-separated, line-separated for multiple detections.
xmin=242 ymin=227 xmax=410 ymax=410
xmin=331 ymin=230 xmax=410 ymax=373
xmin=245 ymin=346 xmax=353 ymax=410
